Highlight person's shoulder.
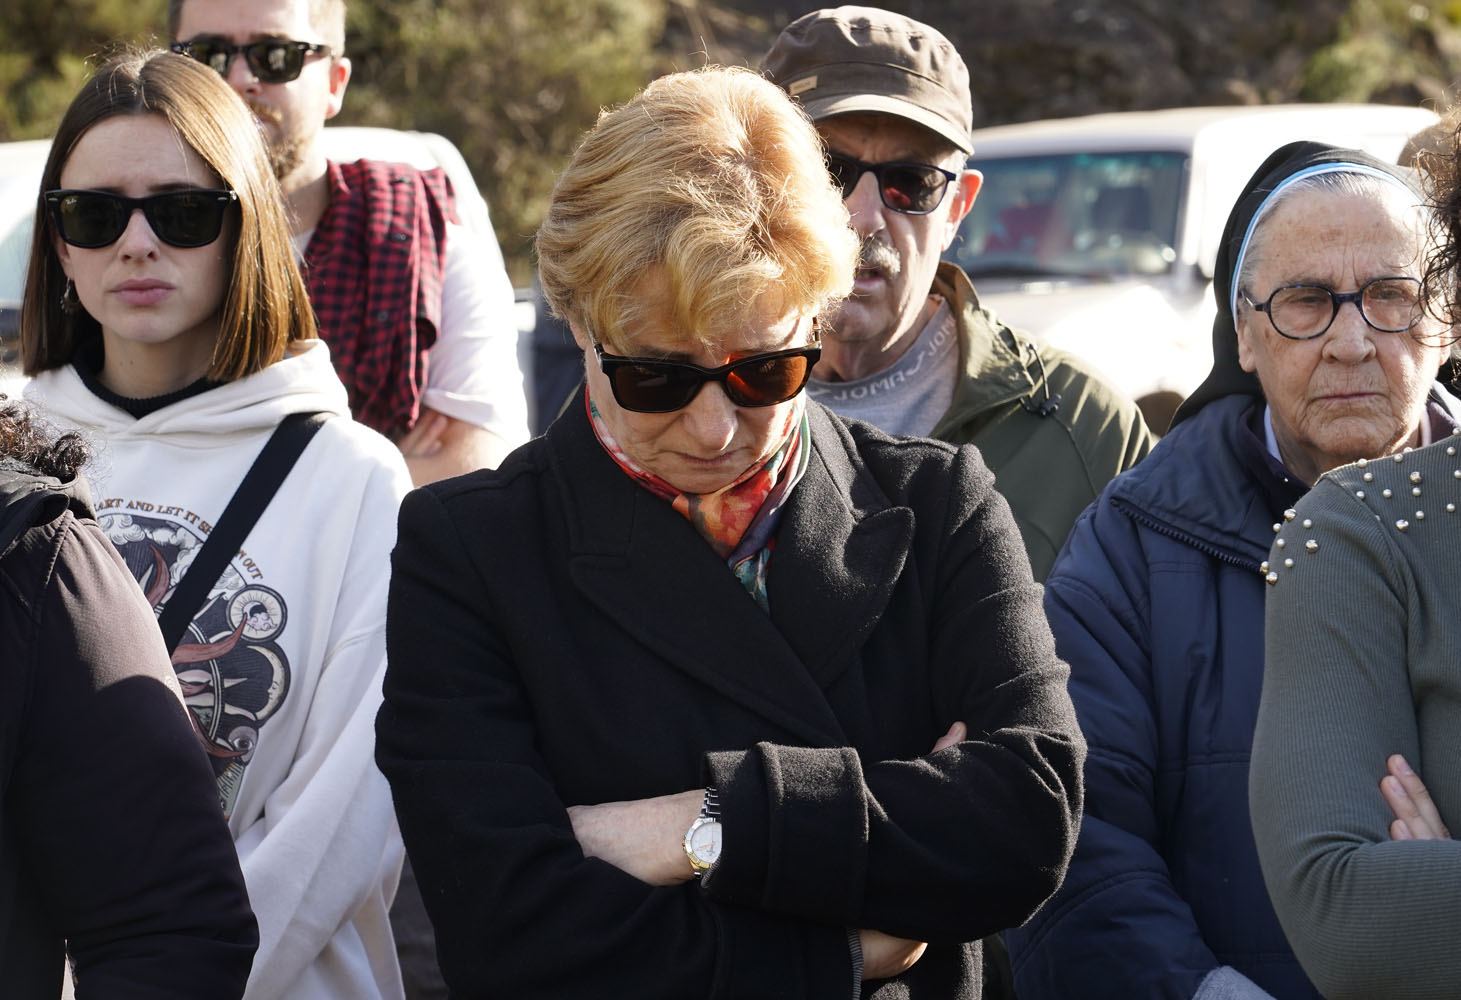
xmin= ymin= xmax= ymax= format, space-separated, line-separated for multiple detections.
xmin=810 ymin=402 xmax=996 ymax=512
xmin=1290 ymin=434 xmax=1461 ymax=551
xmin=300 ymin=413 xmax=412 ymax=504
xmin=0 ymin=465 xmax=90 ymax=556
xmin=333 ymin=157 xmax=433 ymax=184
xmin=1314 ymin=434 xmax=1459 ymax=497
xmin=1053 ymin=395 xmax=1275 ymax=592
xmin=314 ymin=411 xmax=408 ymax=468
xmin=1102 ymin=395 xmax=1244 ymax=495
xmin=336 ymin=158 xmax=454 ymax=207
xmin=413 ymin=433 xmax=551 ymax=508
xmin=0 ymin=481 xmax=99 ymax=614
xmin=392 ymin=437 xmax=556 ymax=568
xmin=1036 ymin=345 xmax=1152 ymax=438
xmin=1266 ymin=450 xmax=1412 ymax=594
xmin=1037 ymin=344 xmax=1138 ymax=407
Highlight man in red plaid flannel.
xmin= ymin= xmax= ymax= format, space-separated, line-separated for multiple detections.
xmin=169 ymin=0 xmax=529 ymax=486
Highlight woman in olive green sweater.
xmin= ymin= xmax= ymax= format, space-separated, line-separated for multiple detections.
xmin=1251 ymin=427 xmax=1461 ymax=1000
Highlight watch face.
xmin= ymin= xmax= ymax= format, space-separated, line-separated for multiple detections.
xmin=689 ymin=819 xmax=723 ymax=865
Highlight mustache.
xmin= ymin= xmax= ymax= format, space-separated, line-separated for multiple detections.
xmin=857 ymin=236 xmax=900 ymax=277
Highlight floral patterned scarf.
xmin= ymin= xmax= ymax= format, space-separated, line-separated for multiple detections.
xmin=587 ymin=392 xmax=811 ymax=611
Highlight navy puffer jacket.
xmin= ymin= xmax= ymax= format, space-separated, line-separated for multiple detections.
xmin=1005 ymin=394 xmax=1320 ymax=999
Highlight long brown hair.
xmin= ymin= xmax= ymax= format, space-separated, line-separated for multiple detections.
xmin=20 ymin=49 xmax=314 ymax=381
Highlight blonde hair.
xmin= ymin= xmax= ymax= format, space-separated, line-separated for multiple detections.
xmin=536 ymin=65 xmax=856 ymax=353
xmin=21 ymin=50 xmax=314 ymax=380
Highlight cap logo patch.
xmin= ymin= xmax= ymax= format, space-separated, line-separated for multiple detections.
xmin=789 ymin=76 xmax=818 ymax=96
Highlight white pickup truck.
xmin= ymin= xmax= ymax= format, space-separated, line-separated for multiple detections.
xmin=947 ymin=103 xmax=1440 ymax=429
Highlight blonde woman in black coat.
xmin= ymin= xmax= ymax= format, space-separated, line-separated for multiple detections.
xmin=375 ymin=66 xmax=1084 ymax=1000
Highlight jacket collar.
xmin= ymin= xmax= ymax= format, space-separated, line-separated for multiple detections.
xmin=544 ymin=393 xmax=913 ymax=746
xmin=0 ymin=465 xmax=92 ymax=561
xmin=929 ymin=262 xmax=1043 ymax=438
xmin=1106 ymin=395 xmax=1301 ymax=565
xmin=1115 ymin=388 xmax=1461 ymax=566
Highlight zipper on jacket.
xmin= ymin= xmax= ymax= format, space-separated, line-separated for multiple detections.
xmin=1109 ymin=496 xmax=1264 ymax=573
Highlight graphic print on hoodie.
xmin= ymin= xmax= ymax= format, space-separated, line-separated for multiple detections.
xmin=24 ymin=339 xmax=416 ymax=997
xmin=103 ymin=508 xmax=290 ymax=819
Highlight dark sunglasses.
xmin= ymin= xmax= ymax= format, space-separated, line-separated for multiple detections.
xmin=170 ymin=38 xmax=332 ymax=84
xmin=826 ymin=153 xmax=958 ymax=215
xmin=45 ymin=189 xmax=238 ymax=249
xmin=594 ymin=339 xmax=822 ymax=413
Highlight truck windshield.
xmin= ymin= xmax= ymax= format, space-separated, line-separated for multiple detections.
xmin=946 ymin=150 xmax=1188 ymax=281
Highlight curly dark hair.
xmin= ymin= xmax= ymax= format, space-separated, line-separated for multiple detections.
xmin=0 ymin=396 xmax=88 ymax=481
xmin=1414 ymin=110 xmax=1461 ymax=350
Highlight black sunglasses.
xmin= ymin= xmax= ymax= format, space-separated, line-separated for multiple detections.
xmin=45 ymin=189 xmax=238 ymax=249
xmin=170 ymin=38 xmax=332 ymax=84
xmin=594 ymin=339 xmax=822 ymax=413
xmin=826 ymin=153 xmax=958 ymax=215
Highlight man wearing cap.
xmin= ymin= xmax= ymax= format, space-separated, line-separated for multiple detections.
xmin=764 ymin=6 xmax=1152 ymax=582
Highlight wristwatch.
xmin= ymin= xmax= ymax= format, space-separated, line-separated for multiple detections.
xmin=682 ymin=787 xmax=722 ymax=877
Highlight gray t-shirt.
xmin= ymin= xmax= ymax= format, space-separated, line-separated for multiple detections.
xmin=807 ymin=299 xmax=958 ymax=438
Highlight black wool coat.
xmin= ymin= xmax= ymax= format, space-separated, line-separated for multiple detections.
xmin=376 ymin=396 xmax=1084 ymax=999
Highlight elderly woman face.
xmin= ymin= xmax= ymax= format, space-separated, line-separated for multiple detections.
xmin=575 ymin=271 xmax=816 ymax=495
xmin=1235 ymin=187 xmax=1448 ymax=483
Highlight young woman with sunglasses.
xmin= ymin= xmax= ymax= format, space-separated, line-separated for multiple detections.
xmin=375 ymin=66 xmax=1083 ymax=999
xmin=20 ymin=50 xmax=411 ymax=999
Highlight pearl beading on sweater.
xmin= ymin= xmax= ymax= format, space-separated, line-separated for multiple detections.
xmin=1263 ymin=428 xmax=1461 ymax=586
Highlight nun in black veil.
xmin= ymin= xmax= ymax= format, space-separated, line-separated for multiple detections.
xmin=1004 ymin=141 xmax=1461 ymax=1000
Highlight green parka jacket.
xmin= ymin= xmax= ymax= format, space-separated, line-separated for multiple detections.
xmin=928 ymin=262 xmax=1153 ymax=580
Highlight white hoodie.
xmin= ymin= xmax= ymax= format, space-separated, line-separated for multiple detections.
xmin=27 ymin=340 xmax=410 ymax=1000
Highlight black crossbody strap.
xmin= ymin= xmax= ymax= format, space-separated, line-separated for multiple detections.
xmin=157 ymin=411 xmax=330 ymax=653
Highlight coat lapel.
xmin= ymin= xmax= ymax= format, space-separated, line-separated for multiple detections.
xmin=551 ymin=396 xmax=848 ymax=747
xmin=769 ymin=405 xmax=914 ymax=690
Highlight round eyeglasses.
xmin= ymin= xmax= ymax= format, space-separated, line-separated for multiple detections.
xmin=1240 ymin=277 xmax=1424 ymax=340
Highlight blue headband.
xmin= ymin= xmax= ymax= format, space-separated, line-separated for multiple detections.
xmin=1229 ymin=162 xmax=1423 ymax=321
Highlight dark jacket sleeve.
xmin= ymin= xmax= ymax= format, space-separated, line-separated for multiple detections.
xmin=701 ymin=445 xmax=1084 ymax=944
xmin=10 ymin=512 xmax=257 ymax=998
xmin=1004 ymin=500 xmax=1221 ymax=998
xmin=376 ymin=487 xmax=853 ymax=999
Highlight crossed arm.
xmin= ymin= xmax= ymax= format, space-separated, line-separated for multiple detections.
xmin=1381 ymin=755 xmax=1450 ymax=841
xmin=564 ymin=723 xmax=969 ymax=981
xmin=1251 ymin=481 xmax=1461 ymax=999
xmin=377 ymin=449 xmax=1082 ymax=995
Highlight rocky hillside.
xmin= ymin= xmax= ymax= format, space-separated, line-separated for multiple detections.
xmin=665 ymin=0 xmax=1461 ymax=125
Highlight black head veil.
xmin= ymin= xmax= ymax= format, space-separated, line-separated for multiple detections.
xmin=1169 ymin=141 xmax=1423 ymax=428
